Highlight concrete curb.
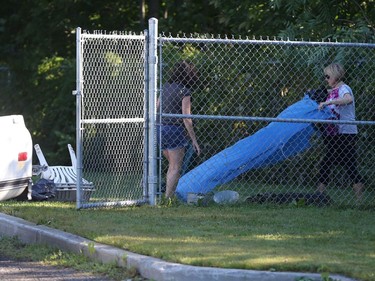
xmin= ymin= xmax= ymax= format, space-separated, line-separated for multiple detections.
xmin=0 ymin=213 xmax=357 ymax=281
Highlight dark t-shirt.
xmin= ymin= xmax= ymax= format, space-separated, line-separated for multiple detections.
xmin=160 ymin=82 xmax=191 ymax=126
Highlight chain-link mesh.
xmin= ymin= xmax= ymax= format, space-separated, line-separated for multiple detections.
xmin=158 ymin=36 xmax=375 ymax=208
xmin=79 ymin=31 xmax=146 ymax=207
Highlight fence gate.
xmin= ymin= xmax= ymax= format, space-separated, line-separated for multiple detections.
xmin=75 ymin=28 xmax=149 ymax=209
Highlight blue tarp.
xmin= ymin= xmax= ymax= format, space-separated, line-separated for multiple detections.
xmin=176 ymin=95 xmax=333 ymax=201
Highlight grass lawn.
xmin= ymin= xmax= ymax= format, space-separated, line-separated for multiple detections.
xmin=0 ymin=200 xmax=374 ymax=281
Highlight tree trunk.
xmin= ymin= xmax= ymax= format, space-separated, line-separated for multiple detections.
xmin=139 ymin=0 xmax=145 ymax=28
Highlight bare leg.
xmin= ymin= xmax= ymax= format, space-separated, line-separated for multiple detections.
xmin=163 ymin=148 xmax=185 ymax=198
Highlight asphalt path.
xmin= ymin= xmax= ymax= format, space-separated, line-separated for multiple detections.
xmin=0 ymin=255 xmax=116 ymax=281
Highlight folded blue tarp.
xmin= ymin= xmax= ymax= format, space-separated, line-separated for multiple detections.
xmin=176 ymin=95 xmax=332 ymax=201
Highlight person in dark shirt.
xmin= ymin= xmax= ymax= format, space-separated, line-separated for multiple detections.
xmin=158 ymin=61 xmax=201 ymax=198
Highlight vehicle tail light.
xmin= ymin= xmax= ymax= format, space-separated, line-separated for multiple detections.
xmin=18 ymin=152 xmax=28 ymax=161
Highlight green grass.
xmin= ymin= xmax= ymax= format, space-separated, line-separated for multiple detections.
xmin=85 ymin=172 xmax=143 ymax=199
xmin=0 ymin=236 xmax=144 ymax=280
xmin=1 ymin=201 xmax=374 ymax=281
xmin=215 ymin=180 xmax=375 ymax=208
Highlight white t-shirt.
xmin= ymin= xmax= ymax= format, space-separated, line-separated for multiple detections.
xmin=336 ymin=84 xmax=358 ymax=134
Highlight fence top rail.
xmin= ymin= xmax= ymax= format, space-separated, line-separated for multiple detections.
xmin=81 ymin=32 xmax=145 ymax=40
xmin=159 ymin=35 xmax=375 ymax=48
xmin=78 ymin=29 xmax=375 ymax=48
xmin=81 ymin=118 xmax=144 ymax=124
xmin=162 ymin=113 xmax=375 ymax=126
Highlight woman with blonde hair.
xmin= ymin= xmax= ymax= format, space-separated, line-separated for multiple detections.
xmin=317 ymin=63 xmax=364 ymax=201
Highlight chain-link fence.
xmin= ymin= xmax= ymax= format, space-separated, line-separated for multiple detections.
xmin=76 ymin=29 xmax=147 ymax=208
xmin=158 ymin=35 xmax=375 ymax=208
xmin=75 ymin=20 xmax=374 ymax=209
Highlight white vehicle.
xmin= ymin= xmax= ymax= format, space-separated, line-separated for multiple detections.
xmin=0 ymin=115 xmax=33 ymax=201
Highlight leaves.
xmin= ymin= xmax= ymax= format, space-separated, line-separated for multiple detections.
xmin=0 ymin=0 xmax=373 ymax=164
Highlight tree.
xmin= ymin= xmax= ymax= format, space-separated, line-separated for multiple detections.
xmin=0 ymin=0 xmax=141 ymax=164
xmin=0 ymin=0 xmax=373 ymax=164
xmin=207 ymin=0 xmax=374 ymax=41
xmin=208 ymin=0 xmax=284 ymax=36
xmin=157 ymin=0 xmax=220 ymax=34
xmin=273 ymin=0 xmax=375 ymax=41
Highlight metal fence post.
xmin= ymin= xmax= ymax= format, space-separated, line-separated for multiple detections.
xmin=147 ymin=18 xmax=158 ymax=205
xmin=74 ymin=27 xmax=83 ymax=209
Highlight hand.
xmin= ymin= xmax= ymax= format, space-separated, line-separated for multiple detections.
xmin=318 ymin=101 xmax=329 ymax=110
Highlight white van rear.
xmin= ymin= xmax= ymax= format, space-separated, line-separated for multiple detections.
xmin=0 ymin=115 xmax=32 ymax=201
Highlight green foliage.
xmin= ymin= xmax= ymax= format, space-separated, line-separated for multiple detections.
xmin=159 ymin=1 xmax=220 ymax=34
xmin=0 ymin=0 xmax=374 ymax=164
xmin=273 ymin=0 xmax=375 ymax=41
xmin=0 ymin=1 xmax=140 ymax=164
xmin=209 ymin=0 xmax=374 ymax=40
xmin=208 ymin=0 xmax=284 ymax=36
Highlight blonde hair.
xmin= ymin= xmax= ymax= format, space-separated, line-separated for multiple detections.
xmin=324 ymin=63 xmax=345 ymax=82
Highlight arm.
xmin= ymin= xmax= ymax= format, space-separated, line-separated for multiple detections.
xmin=182 ymin=96 xmax=201 ymax=155
xmin=319 ymin=93 xmax=353 ymax=109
